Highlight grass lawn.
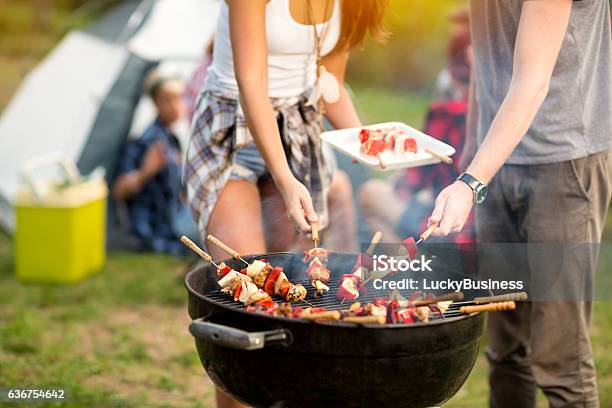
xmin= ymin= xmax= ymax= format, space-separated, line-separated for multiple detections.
xmin=0 ymin=80 xmax=611 ymax=407
xmin=0 ymin=231 xmax=215 ymax=407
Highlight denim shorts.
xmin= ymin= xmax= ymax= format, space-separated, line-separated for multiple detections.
xmin=228 ymin=143 xmax=271 ymax=183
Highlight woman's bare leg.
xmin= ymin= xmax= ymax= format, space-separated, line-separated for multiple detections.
xmin=325 ymin=171 xmax=357 ymax=252
xmin=259 ymin=179 xmax=311 ymax=253
xmin=207 ymin=180 xmax=267 ymax=258
xmin=358 ymin=178 xmax=406 ymax=243
xmin=206 ymin=180 xmax=266 ymax=408
xmin=215 ymin=390 xmax=246 ymax=408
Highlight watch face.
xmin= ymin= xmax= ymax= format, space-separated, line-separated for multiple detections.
xmin=476 ymin=184 xmax=488 ymax=204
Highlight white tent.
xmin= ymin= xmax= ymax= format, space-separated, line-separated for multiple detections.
xmin=0 ymin=0 xmax=220 ymax=232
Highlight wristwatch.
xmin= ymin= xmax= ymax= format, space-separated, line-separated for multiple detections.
xmin=457 ymin=173 xmax=488 ymax=204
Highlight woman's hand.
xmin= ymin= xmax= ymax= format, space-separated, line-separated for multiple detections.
xmin=428 ymin=181 xmax=474 ymax=236
xmin=277 ymin=176 xmax=319 ymax=233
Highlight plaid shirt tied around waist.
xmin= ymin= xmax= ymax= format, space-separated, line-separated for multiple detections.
xmin=185 ymin=90 xmax=334 ymax=234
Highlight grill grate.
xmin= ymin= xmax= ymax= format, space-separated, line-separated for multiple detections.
xmin=205 ymin=278 xmax=468 ymax=321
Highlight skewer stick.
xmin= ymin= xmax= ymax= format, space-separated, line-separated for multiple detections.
xmin=302 ymin=299 xmax=316 ymax=307
xmin=180 ymin=236 xmax=219 ymax=268
xmin=342 ymin=315 xmax=386 ymax=325
xmin=474 ymin=292 xmax=528 ymax=304
xmin=416 ymin=221 xmax=439 ymax=244
xmin=377 ymin=153 xmax=386 ymax=170
xmin=460 ymin=301 xmax=516 ymax=314
xmin=424 ymin=147 xmax=453 ymax=165
xmin=365 ymin=231 xmax=382 ymax=256
xmin=362 ymin=231 xmax=384 ymax=285
xmin=311 ymin=221 xmax=319 ymax=248
xmin=206 ymin=235 xmax=250 ymax=266
xmin=402 ymin=292 xmax=464 ymax=308
xmin=451 ymin=292 xmax=529 ymax=306
xmin=300 ymin=310 xmax=342 ymax=321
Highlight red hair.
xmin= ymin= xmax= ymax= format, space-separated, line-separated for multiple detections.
xmin=335 ymin=0 xmax=390 ymax=51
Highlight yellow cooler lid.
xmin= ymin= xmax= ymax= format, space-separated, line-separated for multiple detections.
xmin=15 ymin=153 xmax=108 ymax=208
xmin=15 ymin=178 xmax=108 ymax=208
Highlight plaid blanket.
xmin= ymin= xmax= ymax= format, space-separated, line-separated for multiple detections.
xmin=185 ymin=90 xmax=334 ymax=235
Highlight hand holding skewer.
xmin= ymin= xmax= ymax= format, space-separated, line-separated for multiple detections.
xmin=416 ymin=221 xmax=439 ymax=244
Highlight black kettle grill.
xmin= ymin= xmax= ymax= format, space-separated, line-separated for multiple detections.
xmin=185 ymin=252 xmax=487 ymax=408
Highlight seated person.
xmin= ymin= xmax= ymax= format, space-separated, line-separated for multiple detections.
xmin=113 ymin=71 xmax=197 ymax=255
xmin=359 ymin=27 xmax=474 ymax=244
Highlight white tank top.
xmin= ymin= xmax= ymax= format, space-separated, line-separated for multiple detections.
xmin=205 ymin=0 xmax=341 ymax=99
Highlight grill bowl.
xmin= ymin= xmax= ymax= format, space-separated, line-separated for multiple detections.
xmin=186 ymin=252 xmax=486 ymax=408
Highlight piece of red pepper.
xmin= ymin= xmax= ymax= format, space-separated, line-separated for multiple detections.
xmin=404 ymin=137 xmax=417 ymax=153
xmin=219 ymin=266 xmax=232 ymax=278
xmin=359 ymin=128 xmax=370 ymax=143
xmin=234 ymin=284 xmax=242 ymax=302
xmin=402 ymin=237 xmax=418 ymax=261
xmin=264 ymin=267 xmax=282 ymax=296
xmin=257 ymin=297 xmax=274 ymax=308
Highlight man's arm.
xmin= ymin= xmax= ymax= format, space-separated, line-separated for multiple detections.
xmin=459 ymin=66 xmax=478 ymax=171
xmin=112 ymin=141 xmax=167 ymax=201
xmin=430 ymin=0 xmax=573 ymax=236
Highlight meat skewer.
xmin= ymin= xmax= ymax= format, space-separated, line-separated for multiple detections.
xmin=393 ymin=221 xmax=440 ymax=270
xmin=337 ymin=231 xmax=382 ymax=303
xmin=303 ymin=221 xmax=331 ymax=296
xmin=180 ymin=236 xmax=276 ymax=308
xmin=206 ymin=235 xmax=308 ymax=302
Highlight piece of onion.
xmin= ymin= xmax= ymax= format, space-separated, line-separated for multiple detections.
xmin=336 ymin=279 xmax=359 ymax=301
xmin=246 ymin=260 xmax=267 ymax=278
xmin=218 ymin=270 xmax=239 ymax=288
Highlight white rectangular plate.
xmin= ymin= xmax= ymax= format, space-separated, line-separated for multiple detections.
xmin=321 ymin=122 xmax=456 ymax=171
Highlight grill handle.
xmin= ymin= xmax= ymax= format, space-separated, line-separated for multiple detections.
xmin=189 ymin=319 xmax=293 ymax=351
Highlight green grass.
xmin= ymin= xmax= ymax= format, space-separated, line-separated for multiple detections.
xmin=352 ymin=84 xmax=431 ymax=129
xmin=1 ymin=232 xmax=611 ymax=408
xmin=0 ymin=232 xmax=215 ymax=408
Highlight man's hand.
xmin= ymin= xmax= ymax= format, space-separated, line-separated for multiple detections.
xmin=141 ymin=141 xmax=167 ymax=179
xmin=429 ymin=181 xmax=474 ymax=236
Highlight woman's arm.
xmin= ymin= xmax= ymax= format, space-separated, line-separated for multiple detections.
xmin=228 ymin=0 xmax=318 ymax=232
xmin=321 ymin=49 xmax=362 ymax=129
xmin=429 ymin=0 xmax=573 ymax=236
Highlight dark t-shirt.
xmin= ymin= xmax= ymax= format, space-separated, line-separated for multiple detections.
xmin=470 ymin=0 xmax=612 ymax=164
xmin=119 ymin=119 xmax=183 ymax=253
